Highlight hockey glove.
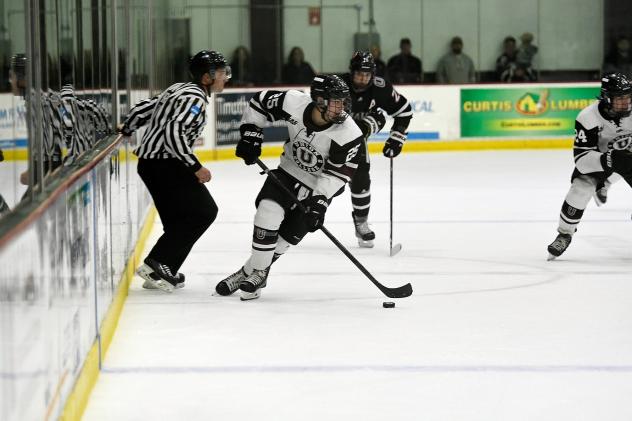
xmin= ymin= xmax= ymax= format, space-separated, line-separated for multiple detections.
xmin=600 ymin=149 xmax=632 ymax=176
xmin=303 ymin=195 xmax=329 ymax=232
xmin=236 ymin=124 xmax=263 ymax=165
xmin=357 ymin=111 xmax=386 ymax=140
xmin=383 ymin=131 xmax=406 ymax=157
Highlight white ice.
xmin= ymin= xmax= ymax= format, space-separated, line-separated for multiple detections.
xmin=83 ymin=150 xmax=632 ymax=421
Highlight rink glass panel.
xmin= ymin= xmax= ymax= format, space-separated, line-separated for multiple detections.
xmin=0 ymin=139 xmax=151 ymax=421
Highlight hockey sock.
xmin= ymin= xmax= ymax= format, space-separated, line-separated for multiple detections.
xmin=244 ymin=199 xmax=284 ymax=274
xmin=351 ymin=189 xmax=371 ymax=219
xmin=558 ymin=200 xmax=584 ymax=235
xmin=557 ymin=177 xmax=595 ymax=235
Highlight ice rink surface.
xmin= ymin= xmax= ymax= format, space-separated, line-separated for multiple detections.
xmin=83 ymin=150 xmax=632 ymax=421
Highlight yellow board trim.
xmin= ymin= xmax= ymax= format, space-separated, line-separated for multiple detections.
xmin=59 ymin=207 xmax=156 ymax=421
xmin=194 ymin=138 xmax=573 ymax=162
xmin=2 ymin=138 xmax=573 ymax=163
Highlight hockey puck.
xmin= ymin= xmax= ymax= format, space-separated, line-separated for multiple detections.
xmin=382 ymin=301 xmax=395 ymax=308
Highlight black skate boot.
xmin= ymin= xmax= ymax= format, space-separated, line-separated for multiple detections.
xmin=547 ymin=233 xmax=572 ymax=261
xmin=352 ymin=213 xmax=375 ymax=248
xmin=136 ymin=258 xmax=179 ymax=292
xmin=214 ymin=267 xmax=248 ymax=296
xmin=239 ymin=268 xmax=270 ymax=301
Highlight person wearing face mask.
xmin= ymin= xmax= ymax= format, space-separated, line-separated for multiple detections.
xmin=214 ymin=75 xmax=363 ymax=300
xmin=547 ymin=73 xmax=632 ymax=260
xmin=120 ymin=50 xmax=230 ymax=292
xmin=603 ymin=36 xmax=632 ymax=78
xmin=436 ymin=36 xmax=476 ymax=84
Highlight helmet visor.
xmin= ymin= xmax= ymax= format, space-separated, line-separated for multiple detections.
xmin=322 ymin=97 xmax=351 ymax=124
xmin=211 ymin=65 xmax=232 ymax=81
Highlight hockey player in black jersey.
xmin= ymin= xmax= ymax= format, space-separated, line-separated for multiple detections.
xmin=547 ymin=73 xmax=632 ymax=260
xmin=341 ymin=51 xmax=413 ymax=247
xmin=215 ymin=75 xmax=363 ymax=300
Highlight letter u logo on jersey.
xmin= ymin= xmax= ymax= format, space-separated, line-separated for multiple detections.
xmin=292 ymin=140 xmax=325 ymax=173
xmin=299 ymin=148 xmax=314 ymax=164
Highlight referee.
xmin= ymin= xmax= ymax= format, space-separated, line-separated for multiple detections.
xmin=120 ymin=50 xmax=230 ymax=292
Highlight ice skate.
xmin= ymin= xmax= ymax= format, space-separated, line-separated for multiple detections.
xmin=142 ymin=272 xmax=185 ymax=290
xmin=547 ymin=233 xmax=572 ymax=260
xmin=239 ymin=268 xmax=270 ymax=300
xmin=352 ymin=213 xmax=375 ymax=248
xmin=214 ymin=267 xmax=248 ymax=296
xmin=136 ymin=259 xmax=179 ymax=293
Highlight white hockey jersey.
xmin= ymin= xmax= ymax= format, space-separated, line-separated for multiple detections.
xmin=241 ymin=89 xmax=363 ymax=198
xmin=574 ymin=101 xmax=632 ymax=174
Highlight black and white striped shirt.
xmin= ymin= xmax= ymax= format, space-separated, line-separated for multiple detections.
xmin=125 ymin=83 xmax=208 ymax=172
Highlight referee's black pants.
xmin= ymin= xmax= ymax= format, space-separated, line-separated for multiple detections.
xmin=138 ymin=158 xmax=218 ymax=273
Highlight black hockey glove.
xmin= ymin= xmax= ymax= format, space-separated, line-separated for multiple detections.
xmin=236 ymin=124 xmax=263 ymax=165
xmin=303 ymin=195 xmax=329 ymax=232
xmin=383 ymin=131 xmax=406 ymax=157
xmin=600 ymin=149 xmax=632 ymax=176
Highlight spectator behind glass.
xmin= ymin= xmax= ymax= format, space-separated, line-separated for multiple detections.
xmin=282 ymin=47 xmax=315 ymax=84
xmin=516 ymin=32 xmax=538 ymax=80
xmin=230 ymin=46 xmax=254 ymax=86
xmin=496 ymin=36 xmax=532 ymax=82
xmin=603 ymin=36 xmax=632 ymax=78
xmin=370 ymin=45 xmax=387 ymax=78
xmin=436 ymin=36 xmax=476 ymax=84
xmin=386 ymin=38 xmax=422 ymax=83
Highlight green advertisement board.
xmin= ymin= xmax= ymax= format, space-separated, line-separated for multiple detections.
xmin=461 ymin=86 xmax=600 ymax=137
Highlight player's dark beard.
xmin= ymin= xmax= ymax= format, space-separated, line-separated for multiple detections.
xmin=353 ymin=82 xmax=368 ymax=93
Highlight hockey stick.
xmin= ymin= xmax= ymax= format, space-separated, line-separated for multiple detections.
xmin=255 ymin=159 xmax=412 ymax=298
xmin=389 ymin=157 xmax=402 ymax=257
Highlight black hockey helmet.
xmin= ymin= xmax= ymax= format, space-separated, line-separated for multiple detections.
xmin=310 ymin=74 xmax=352 ymax=124
xmin=349 ymin=50 xmax=376 ymax=75
xmin=599 ymin=72 xmax=632 ymax=118
xmin=189 ymin=50 xmax=231 ymax=81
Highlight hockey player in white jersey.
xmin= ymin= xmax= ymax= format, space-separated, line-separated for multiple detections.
xmin=215 ymin=75 xmax=363 ymax=300
xmin=547 ymin=73 xmax=632 ymax=260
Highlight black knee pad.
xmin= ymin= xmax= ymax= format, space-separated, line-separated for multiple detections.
xmin=278 ymin=208 xmax=309 ymax=245
xmin=351 ymin=161 xmax=371 ymax=194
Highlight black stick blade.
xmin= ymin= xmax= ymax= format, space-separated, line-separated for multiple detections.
xmin=378 ymin=282 xmax=413 ymax=298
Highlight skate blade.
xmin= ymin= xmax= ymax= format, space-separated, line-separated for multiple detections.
xmin=136 ymin=265 xmax=174 ymax=293
xmin=212 ymin=288 xmax=236 ymax=297
xmin=358 ymin=239 xmax=374 ymax=248
xmin=142 ymin=279 xmax=157 ymax=289
xmin=240 ymin=290 xmax=261 ymax=301
xmin=547 ymin=253 xmax=558 ymax=261
xmin=146 ymin=280 xmax=184 ymax=290
xmin=390 ymin=243 xmax=402 ymax=256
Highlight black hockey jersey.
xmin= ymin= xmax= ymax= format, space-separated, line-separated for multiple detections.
xmin=573 ymin=102 xmax=632 ymax=174
xmin=242 ymin=89 xmax=363 ymax=199
xmin=340 ymin=73 xmax=413 ymax=136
